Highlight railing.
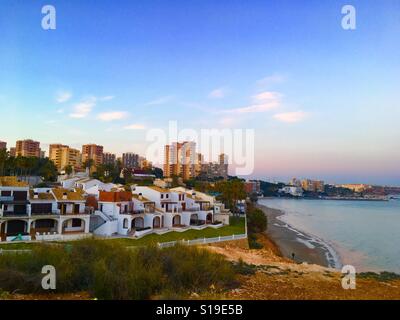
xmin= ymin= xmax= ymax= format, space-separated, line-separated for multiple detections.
xmin=157 ymin=233 xmax=247 ymax=248
xmin=0 ymin=249 xmax=32 ymax=255
xmin=2 ymin=211 xmax=29 ymax=217
xmin=0 ymin=196 xmax=14 ymax=202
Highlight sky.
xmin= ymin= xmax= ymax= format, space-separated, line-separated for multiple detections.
xmin=0 ymin=0 xmax=399 ymax=185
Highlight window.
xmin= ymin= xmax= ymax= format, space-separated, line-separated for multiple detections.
xmin=123 ymin=218 xmax=128 ymax=229
xmin=161 ymin=194 xmax=164 ymax=199
xmin=166 ymin=194 xmax=169 ymax=199
xmin=74 ymin=204 xmax=80 ymax=214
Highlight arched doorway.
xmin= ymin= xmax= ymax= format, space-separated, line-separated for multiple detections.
xmin=153 ymin=216 xmax=161 ymax=228
xmin=132 ymin=217 xmax=144 ymax=229
xmin=206 ymin=213 xmax=213 ymax=224
xmin=190 ymin=214 xmax=198 ymax=226
xmin=172 ymin=215 xmax=181 ymax=226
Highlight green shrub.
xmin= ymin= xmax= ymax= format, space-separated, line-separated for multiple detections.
xmin=0 ymin=240 xmax=236 ymax=299
xmin=247 ymin=208 xmax=267 ymax=233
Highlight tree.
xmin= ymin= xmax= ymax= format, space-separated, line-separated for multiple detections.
xmin=0 ymin=149 xmax=8 ymax=176
xmin=249 ymin=192 xmax=259 ymax=203
xmin=247 ymin=207 xmax=267 ymax=233
xmin=64 ymin=165 xmax=73 ymax=176
xmin=214 ymin=179 xmax=246 ymax=216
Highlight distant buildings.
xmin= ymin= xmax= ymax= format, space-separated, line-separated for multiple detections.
xmin=15 ymin=139 xmax=43 ymax=158
xmin=340 ymin=184 xmax=371 ymax=193
xmin=301 ymin=179 xmax=325 ymax=193
xmin=200 ymin=154 xmax=229 ymax=180
xmin=49 ymin=144 xmax=82 ymax=172
xmin=164 ymin=141 xmax=197 ymax=180
xmin=244 ymin=180 xmax=261 ymax=194
xmin=139 ymin=156 xmax=152 ymax=170
xmin=122 ymin=152 xmax=139 ymax=168
xmin=0 ymin=141 xmax=6 ymax=150
xmin=82 ymin=144 xmax=104 ymax=167
xmin=289 ymin=178 xmax=325 ymax=193
xmin=164 ymin=141 xmax=228 ymax=180
xmin=103 ymin=152 xmax=116 ymax=165
xmin=279 ymin=186 xmax=303 ymax=197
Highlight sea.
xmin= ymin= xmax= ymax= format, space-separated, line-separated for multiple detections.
xmin=259 ymin=198 xmax=400 ymax=273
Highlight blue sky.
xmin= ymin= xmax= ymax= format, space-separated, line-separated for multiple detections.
xmin=0 ymin=0 xmax=399 ymax=185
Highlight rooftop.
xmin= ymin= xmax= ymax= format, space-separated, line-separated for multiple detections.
xmin=52 ymin=188 xmax=86 ymax=201
xmin=99 ymin=191 xmax=132 ymax=202
xmin=29 ymin=190 xmax=56 ymax=200
xmin=0 ymin=176 xmax=29 ymax=187
xmin=147 ymin=185 xmax=170 ymax=193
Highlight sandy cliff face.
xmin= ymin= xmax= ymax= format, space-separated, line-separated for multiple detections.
xmin=205 ymin=235 xmax=400 ymax=300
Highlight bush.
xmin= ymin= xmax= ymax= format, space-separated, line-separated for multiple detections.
xmin=247 ymin=207 xmax=267 ymax=233
xmin=0 ymin=240 xmax=236 ymax=299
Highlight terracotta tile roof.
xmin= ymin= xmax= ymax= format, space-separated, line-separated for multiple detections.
xmin=98 ymin=191 xmax=132 ymax=202
xmin=52 ymin=188 xmax=86 ymax=201
xmin=29 ymin=190 xmax=56 ymax=200
xmin=0 ymin=176 xmax=29 ymax=187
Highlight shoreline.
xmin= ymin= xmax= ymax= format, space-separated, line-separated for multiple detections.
xmin=257 ymin=203 xmax=341 ymax=269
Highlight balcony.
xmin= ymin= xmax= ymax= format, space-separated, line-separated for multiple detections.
xmin=1 ymin=211 xmax=29 ymax=217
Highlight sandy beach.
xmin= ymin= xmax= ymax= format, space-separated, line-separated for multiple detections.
xmin=257 ymin=203 xmax=339 ymax=269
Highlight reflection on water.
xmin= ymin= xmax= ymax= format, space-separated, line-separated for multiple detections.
xmin=259 ymin=198 xmax=400 ymax=273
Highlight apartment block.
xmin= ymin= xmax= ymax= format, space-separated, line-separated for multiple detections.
xmin=122 ymin=152 xmax=139 ymax=168
xmin=103 ymin=152 xmax=116 ymax=165
xmin=301 ymin=179 xmax=325 ymax=193
xmin=82 ymin=144 xmax=104 ymax=167
xmin=49 ymin=144 xmax=82 ymax=172
xmin=15 ymin=139 xmax=42 ymax=157
xmin=200 ymin=153 xmax=228 ymax=179
xmin=164 ymin=141 xmax=197 ymax=180
xmin=0 ymin=141 xmax=6 ymax=150
xmin=244 ymin=180 xmax=261 ymax=194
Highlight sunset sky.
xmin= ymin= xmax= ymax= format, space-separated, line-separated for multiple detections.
xmin=0 ymin=0 xmax=399 ymax=185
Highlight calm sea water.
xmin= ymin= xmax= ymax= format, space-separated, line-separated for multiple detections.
xmin=259 ymin=198 xmax=400 ymax=273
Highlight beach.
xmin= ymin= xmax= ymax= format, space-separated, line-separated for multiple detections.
xmin=257 ymin=203 xmax=340 ymax=269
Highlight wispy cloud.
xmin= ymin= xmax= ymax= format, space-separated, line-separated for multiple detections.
xmin=222 ymin=91 xmax=281 ymax=114
xmin=123 ymin=123 xmax=146 ymax=130
xmin=273 ymin=111 xmax=307 ymax=123
xmin=257 ymin=73 xmax=286 ymax=88
xmin=145 ymin=95 xmax=174 ymax=106
xmin=69 ymin=97 xmax=96 ymax=118
xmin=56 ymin=91 xmax=72 ymax=103
xmin=208 ymin=87 xmax=229 ymax=99
xmin=99 ymin=96 xmax=114 ymax=101
xmin=97 ymin=111 xmax=128 ymax=121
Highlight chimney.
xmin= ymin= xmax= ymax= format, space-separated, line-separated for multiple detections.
xmin=62 ymin=192 xmax=68 ymax=200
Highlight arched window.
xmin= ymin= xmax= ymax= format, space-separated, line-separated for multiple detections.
xmin=123 ymin=218 xmax=128 ymax=229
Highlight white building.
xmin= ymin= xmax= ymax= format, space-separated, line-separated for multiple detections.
xmin=0 ymin=178 xmax=91 ymax=242
xmin=279 ymin=186 xmax=304 ymax=197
